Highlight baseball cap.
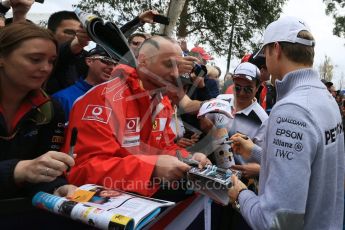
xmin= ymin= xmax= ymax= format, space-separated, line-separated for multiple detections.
xmin=241 ymin=51 xmax=266 ymax=69
xmin=190 ymin=46 xmax=213 ymax=60
xmin=255 ymin=16 xmax=315 ymax=58
xmin=241 ymin=54 xmax=252 ymax=63
xmin=233 ymin=62 xmax=260 ymax=82
xmin=217 ymin=94 xmax=234 ymax=107
xmin=197 ymin=98 xmax=232 ymax=118
xmin=87 ymin=45 xmax=111 ymax=57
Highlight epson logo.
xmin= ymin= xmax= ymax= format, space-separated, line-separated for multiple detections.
xmin=276 ymin=117 xmax=306 ymax=128
xmin=276 ymin=129 xmax=303 ymax=140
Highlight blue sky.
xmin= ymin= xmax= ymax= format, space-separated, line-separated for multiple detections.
xmin=26 ymin=0 xmax=345 ymax=88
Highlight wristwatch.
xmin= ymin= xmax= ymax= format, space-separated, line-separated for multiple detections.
xmin=234 ymin=188 xmax=248 ymax=212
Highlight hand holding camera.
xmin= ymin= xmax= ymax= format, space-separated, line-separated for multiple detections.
xmin=190 ymin=63 xmax=207 ymax=89
xmin=178 ymin=56 xmax=199 ymax=74
xmin=138 ymin=9 xmax=159 ymax=24
xmin=178 ymin=56 xmax=207 ymax=87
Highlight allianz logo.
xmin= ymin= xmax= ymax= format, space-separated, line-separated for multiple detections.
xmin=273 ymin=138 xmax=293 ymax=148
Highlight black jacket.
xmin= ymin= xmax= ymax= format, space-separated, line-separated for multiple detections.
xmin=181 ymin=77 xmax=220 ymax=131
xmin=0 ymin=91 xmax=67 ymax=199
xmin=45 ymin=16 xmax=143 ymax=95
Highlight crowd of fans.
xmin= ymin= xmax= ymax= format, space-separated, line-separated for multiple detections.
xmin=0 ymin=1 xmax=344 ymax=230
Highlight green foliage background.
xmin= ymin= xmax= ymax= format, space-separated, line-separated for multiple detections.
xmin=75 ymin=0 xmax=286 ymax=70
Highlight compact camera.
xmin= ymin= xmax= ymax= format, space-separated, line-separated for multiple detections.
xmin=192 ymin=63 xmax=207 ymax=78
xmin=177 ymin=63 xmax=208 ymax=86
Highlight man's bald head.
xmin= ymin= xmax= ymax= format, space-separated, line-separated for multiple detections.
xmin=136 ymin=35 xmax=183 ymax=92
xmin=138 ymin=36 xmax=181 ymax=57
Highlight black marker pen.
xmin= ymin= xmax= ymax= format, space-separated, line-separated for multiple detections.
xmin=67 ymin=127 xmax=78 ymax=172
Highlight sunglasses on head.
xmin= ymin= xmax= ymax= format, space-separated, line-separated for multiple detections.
xmin=234 ymin=84 xmax=254 ymax=94
xmin=89 ymin=56 xmax=118 ymax=66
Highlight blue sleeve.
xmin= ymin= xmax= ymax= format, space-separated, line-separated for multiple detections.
xmin=205 ymin=78 xmax=220 ymax=99
xmin=196 ymin=78 xmax=219 ymax=101
xmin=52 ymin=93 xmax=71 ymax=121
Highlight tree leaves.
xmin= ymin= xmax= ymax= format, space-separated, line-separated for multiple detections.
xmin=75 ymin=0 xmax=286 ymax=68
xmin=323 ymin=0 xmax=345 ymax=38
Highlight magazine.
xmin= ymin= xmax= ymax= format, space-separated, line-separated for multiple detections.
xmin=32 ymin=184 xmax=175 ymax=230
xmin=74 ymin=8 xmax=137 ymax=68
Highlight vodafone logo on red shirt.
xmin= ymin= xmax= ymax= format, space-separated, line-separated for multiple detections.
xmin=125 ymin=118 xmax=140 ymax=133
xmin=82 ymin=105 xmax=112 ymax=124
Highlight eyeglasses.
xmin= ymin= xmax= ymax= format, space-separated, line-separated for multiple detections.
xmin=234 ymin=84 xmax=254 ymax=94
xmin=63 ymin=29 xmax=77 ymax=36
xmin=89 ymin=56 xmax=118 ymax=66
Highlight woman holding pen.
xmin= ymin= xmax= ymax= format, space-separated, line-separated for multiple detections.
xmin=0 ymin=22 xmax=76 ymax=199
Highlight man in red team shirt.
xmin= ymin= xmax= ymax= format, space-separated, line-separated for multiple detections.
xmin=63 ymin=36 xmax=209 ymax=197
